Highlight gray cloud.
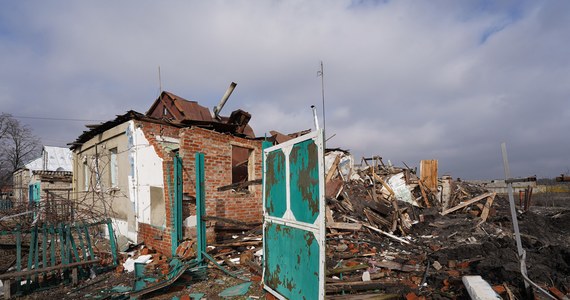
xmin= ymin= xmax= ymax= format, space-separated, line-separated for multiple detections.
xmin=0 ymin=0 xmax=568 ymax=179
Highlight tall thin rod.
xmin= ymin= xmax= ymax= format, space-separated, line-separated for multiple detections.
xmin=501 ymin=143 xmax=529 ymax=289
xmin=320 ymin=61 xmax=326 ymax=133
xmin=158 ymin=66 xmax=162 ymax=92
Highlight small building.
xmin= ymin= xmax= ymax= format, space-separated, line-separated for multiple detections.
xmin=70 ymin=91 xmax=264 ymax=254
xmin=468 ymin=178 xmax=537 ymax=195
xmin=12 ymin=146 xmax=73 ymax=205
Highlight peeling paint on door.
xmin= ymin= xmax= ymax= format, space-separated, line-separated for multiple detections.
xmin=262 ymin=130 xmax=325 ymax=300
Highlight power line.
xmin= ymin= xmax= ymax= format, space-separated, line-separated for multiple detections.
xmin=10 ymin=115 xmax=106 ymax=122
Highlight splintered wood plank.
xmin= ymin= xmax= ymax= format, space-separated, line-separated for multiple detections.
xmin=326 ymin=222 xmax=362 ymax=231
xmin=418 ymin=180 xmax=431 ymax=208
xmin=420 ymin=160 xmax=438 ymax=191
xmin=441 ymin=192 xmax=496 ymax=216
xmin=326 ymin=155 xmax=341 ymax=183
xmin=479 ymin=194 xmax=496 ymax=222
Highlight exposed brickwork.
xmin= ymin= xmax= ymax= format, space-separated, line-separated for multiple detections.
xmin=135 ymin=122 xmax=264 ymax=255
xmin=138 ymin=222 xmax=171 ymax=255
xmin=179 ymin=127 xmax=264 ymax=224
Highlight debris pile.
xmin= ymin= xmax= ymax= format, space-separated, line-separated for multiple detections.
xmin=325 ymin=151 xmax=494 ymax=238
xmin=322 ymin=151 xmax=570 ymax=299
xmin=2 ymin=147 xmax=569 ymax=299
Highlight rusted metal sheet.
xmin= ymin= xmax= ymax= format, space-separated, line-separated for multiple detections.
xmin=147 ymin=91 xmax=213 ymax=122
xmin=262 ymin=130 xmax=325 ymax=300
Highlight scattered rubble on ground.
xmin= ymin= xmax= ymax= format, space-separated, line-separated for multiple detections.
xmin=2 ymin=149 xmax=569 ymax=299
xmin=320 ymin=151 xmax=570 ymax=299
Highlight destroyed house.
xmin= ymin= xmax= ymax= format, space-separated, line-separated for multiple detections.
xmin=70 ymin=90 xmax=264 ymax=255
xmin=12 ymin=146 xmax=73 ymax=205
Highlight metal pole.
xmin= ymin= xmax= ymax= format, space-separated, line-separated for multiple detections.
xmin=501 ymin=143 xmax=529 ymax=289
xmin=195 ymin=152 xmax=206 ymax=265
xmin=106 ymin=219 xmax=118 ymax=266
xmin=320 ymin=61 xmax=326 ymax=133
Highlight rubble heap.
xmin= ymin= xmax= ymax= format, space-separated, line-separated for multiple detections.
xmin=3 ymin=150 xmax=569 ymax=299
xmin=322 ymin=151 xmax=570 ymax=299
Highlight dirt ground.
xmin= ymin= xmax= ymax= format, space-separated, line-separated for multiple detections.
xmin=409 ymin=196 xmax=570 ymax=299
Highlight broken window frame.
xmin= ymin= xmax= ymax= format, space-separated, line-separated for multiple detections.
xmin=83 ymin=160 xmax=90 ymax=192
xmin=109 ymin=147 xmax=118 ymax=188
xmin=230 ymin=143 xmax=254 ymax=193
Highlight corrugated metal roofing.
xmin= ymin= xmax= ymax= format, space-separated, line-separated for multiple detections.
xmin=25 ymin=157 xmax=43 ymax=171
xmin=146 ymin=91 xmax=213 ymax=122
xmin=24 ymin=146 xmax=72 ymax=172
xmin=165 ymin=92 xmax=213 ymax=122
xmin=43 ymin=146 xmax=72 ymax=171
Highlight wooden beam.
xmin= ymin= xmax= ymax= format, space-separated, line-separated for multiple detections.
xmin=372 ymin=173 xmax=394 ymax=196
xmin=326 ymin=155 xmax=341 ymax=183
xmin=203 ymin=215 xmax=261 ymax=227
xmin=327 ymin=264 xmax=369 ymax=275
xmin=326 ymin=222 xmax=362 ymax=231
xmin=478 ymin=195 xmax=496 ymax=224
xmin=365 ymin=223 xmax=410 ymax=244
xmin=211 ymin=240 xmax=261 ymax=247
xmin=325 ymin=206 xmax=335 ymax=223
xmin=342 ymin=216 xmax=409 ymax=244
xmin=327 ymin=293 xmax=399 ymax=299
xmin=440 ymin=192 xmax=496 ymax=216
xmin=217 ymin=179 xmax=262 ymax=191
xmin=326 ymin=280 xmax=398 ymax=294
xmin=374 ymin=260 xmax=424 ymax=272
xmin=417 ymin=180 xmax=431 ymax=208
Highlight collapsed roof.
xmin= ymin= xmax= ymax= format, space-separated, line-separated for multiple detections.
xmin=70 ymin=91 xmax=255 ymax=150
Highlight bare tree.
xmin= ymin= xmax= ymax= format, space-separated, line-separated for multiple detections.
xmin=0 ymin=113 xmax=41 ymax=188
xmin=0 ymin=113 xmax=9 ymax=140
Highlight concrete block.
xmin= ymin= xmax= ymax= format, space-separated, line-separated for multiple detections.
xmin=462 ymin=275 xmax=501 ymax=300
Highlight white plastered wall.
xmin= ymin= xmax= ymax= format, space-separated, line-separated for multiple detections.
xmin=125 ymin=121 xmax=165 ymax=242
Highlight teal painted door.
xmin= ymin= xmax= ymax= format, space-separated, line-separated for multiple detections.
xmin=263 ymin=130 xmax=325 ymax=300
xmin=29 ymin=182 xmax=40 ymax=203
xmin=170 ymin=154 xmax=183 ymax=256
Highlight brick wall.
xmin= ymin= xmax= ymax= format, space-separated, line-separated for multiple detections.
xmin=135 ymin=122 xmax=264 ymax=255
xmin=179 ymin=127 xmax=264 ymax=224
xmin=138 ymin=222 xmax=171 ymax=255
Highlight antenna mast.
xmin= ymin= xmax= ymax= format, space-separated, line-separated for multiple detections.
xmin=158 ymin=66 xmax=162 ymax=92
xmin=318 ymin=61 xmax=326 ymax=132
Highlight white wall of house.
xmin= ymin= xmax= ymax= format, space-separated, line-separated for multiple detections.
xmin=73 ymin=119 xmax=168 ymax=244
xmin=126 ymin=121 xmax=165 ymax=229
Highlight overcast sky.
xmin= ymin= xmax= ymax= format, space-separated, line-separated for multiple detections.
xmin=1 ymin=1 xmax=568 ymax=180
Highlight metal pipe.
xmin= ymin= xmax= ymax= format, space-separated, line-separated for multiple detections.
xmin=213 ymin=82 xmax=237 ymax=119
xmin=311 ymin=105 xmax=320 ymax=130
xmin=501 ymin=142 xmax=529 ymax=291
xmin=519 ymin=252 xmax=556 ymax=299
xmin=500 ymin=142 xmax=555 ymax=299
